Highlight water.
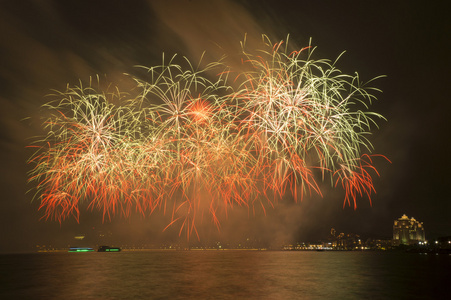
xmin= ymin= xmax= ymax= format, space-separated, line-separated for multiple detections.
xmin=1 ymin=250 xmax=450 ymax=299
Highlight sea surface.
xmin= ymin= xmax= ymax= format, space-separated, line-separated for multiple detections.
xmin=1 ymin=250 xmax=450 ymax=299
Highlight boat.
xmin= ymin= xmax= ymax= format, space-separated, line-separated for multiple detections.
xmin=68 ymin=247 xmax=94 ymax=252
xmin=97 ymin=246 xmax=121 ymax=252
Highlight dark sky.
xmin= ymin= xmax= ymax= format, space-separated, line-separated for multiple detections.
xmin=0 ymin=0 xmax=450 ymax=253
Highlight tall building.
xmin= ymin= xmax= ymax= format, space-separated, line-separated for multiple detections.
xmin=393 ymin=214 xmax=425 ymax=245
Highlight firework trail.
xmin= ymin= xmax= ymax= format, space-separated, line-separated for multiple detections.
xmin=27 ymin=36 xmax=388 ymax=239
xmin=234 ymin=36 xmax=388 ymax=205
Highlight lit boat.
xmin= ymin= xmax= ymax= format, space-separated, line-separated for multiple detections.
xmin=68 ymin=247 xmax=94 ymax=252
xmin=97 ymin=246 xmax=121 ymax=252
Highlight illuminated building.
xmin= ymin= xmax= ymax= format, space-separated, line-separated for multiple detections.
xmin=330 ymin=228 xmax=336 ymax=238
xmin=393 ymin=214 xmax=425 ymax=245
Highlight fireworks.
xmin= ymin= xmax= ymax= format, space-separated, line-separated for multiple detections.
xmin=27 ymin=36 xmax=388 ymax=239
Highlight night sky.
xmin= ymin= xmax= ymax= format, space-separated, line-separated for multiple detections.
xmin=1 ymin=0 xmax=450 ymax=253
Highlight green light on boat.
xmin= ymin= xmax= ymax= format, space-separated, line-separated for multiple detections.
xmin=69 ymin=247 xmax=94 ymax=252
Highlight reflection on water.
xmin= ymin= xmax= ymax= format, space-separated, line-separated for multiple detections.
xmin=1 ymin=251 xmax=449 ymax=299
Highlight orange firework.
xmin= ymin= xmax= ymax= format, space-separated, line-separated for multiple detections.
xmin=27 ymin=36 xmax=388 ymax=239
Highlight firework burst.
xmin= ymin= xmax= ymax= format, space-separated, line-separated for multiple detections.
xmin=27 ymin=36 xmax=388 ymax=239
